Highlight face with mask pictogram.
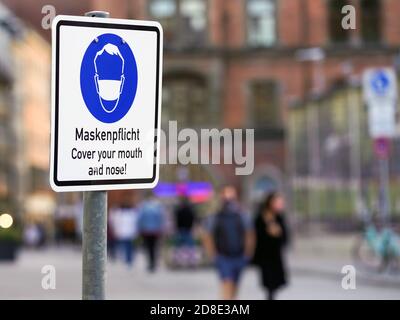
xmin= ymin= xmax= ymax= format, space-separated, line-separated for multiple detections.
xmin=94 ymin=43 xmax=125 ymax=113
xmin=80 ymin=33 xmax=138 ymax=123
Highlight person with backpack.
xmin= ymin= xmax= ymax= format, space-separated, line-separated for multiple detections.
xmin=202 ymin=185 xmax=254 ymax=300
xmin=174 ymin=194 xmax=197 ymax=247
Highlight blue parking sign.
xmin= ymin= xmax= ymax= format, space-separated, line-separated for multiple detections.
xmin=363 ymin=68 xmax=397 ymax=138
xmin=370 ymin=70 xmax=390 ymax=96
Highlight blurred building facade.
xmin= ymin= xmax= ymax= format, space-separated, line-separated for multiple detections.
xmin=12 ymin=29 xmax=53 ymax=223
xmin=3 ymin=0 xmax=400 ymax=222
xmin=0 ymin=3 xmax=18 ymax=215
xmin=0 ymin=2 xmax=53 ymax=221
xmin=87 ymin=0 xmax=400 ymax=208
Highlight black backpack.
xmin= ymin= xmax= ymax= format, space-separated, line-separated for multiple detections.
xmin=213 ymin=210 xmax=245 ymax=257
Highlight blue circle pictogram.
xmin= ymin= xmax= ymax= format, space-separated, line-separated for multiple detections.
xmin=80 ymin=33 xmax=138 ymax=123
xmin=370 ymin=70 xmax=390 ymax=96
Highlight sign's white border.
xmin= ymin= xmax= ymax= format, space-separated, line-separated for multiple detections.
xmin=50 ymin=15 xmax=163 ymax=192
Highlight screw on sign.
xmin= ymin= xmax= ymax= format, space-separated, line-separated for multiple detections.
xmin=373 ymin=138 xmax=390 ymax=159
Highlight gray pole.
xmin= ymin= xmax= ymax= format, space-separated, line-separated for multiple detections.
xmin=82 ymin=10 xmax=109 ymax=300
xmin=379 ymin=156 xmax=390 ymax=225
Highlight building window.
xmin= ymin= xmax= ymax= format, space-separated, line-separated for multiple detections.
xmin=181 ymin=0 xmax=207 ymax=33
xmin=329 ymin=0 xmax=351 ymax=44
xmin=247 ymin=0 xmax=277 ymax=47
xmin=361 ymin=0 xmax=381 ymax=43
xmin=162 ymin=74 xmax=214 ymax=128
xmin=250 ymin=81 xmax=281 ymax=128
xmin=149 ymin=0 xmax=207 ymax=47
xmin=149 ymin=0 xmax=177 ymax=43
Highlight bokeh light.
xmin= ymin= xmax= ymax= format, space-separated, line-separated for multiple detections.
xmin=0 ymin=213 xmax=13 ymax=229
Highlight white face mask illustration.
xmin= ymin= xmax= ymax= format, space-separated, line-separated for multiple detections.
xmin=97 ymin=79 xmax=124 ymax=101
xmin=94 ymin=43 xmax=125 ymax=113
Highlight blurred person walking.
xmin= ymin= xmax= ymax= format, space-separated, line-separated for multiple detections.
xmin=109 ymin=197 xmax=139 ymax=268
xmin=253 ymin=192 xmax=289 ymax=300
xmin=23 ymin=223 xmax=45 ymax=248
xmin=138 ymin=192 xmax=165 ymax=272
xmin=203 ymin=185 xmax=254 ymax=300
xmin=107 ymin=217 xmax=117 ymax=261
xmin=174 ymin=194 xmax=196 ymax=247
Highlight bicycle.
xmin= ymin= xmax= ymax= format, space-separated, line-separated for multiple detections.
xmin=353 ymin=223 xmax=400 ymax=273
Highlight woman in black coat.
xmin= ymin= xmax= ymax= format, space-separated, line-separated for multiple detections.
xmin=253 ymin=192 xmax=289 ymax=300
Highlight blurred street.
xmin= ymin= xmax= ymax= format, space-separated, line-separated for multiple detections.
xmin=1 ymin=234 xmax=399 ymax=300
xmin=1 ymin=0 xmax=400 ymax=301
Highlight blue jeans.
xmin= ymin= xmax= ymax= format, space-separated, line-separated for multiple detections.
xmin=176 ymin=229 xmax=195 ymax=247
xmin=116 ymin=239 xmax=135 ymax=266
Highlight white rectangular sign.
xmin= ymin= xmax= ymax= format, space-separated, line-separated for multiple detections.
xmin=50 ymin=15 xmax=163 ymax=192
xmin=367 ymin=103 xmax=396 ymax=139
xmin=362 ymin=67 xmax=397 ymax=138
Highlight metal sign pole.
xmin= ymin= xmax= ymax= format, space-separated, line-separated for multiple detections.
xmin=82 ymin=10 xmax=109 ymax=301
xmin=82 ymin=190 xmax=107 ymax=299
xmin=374 ymin=138 xmax=391 ymax=226
xmin=378 ymin=156 xmax=390 ymax=226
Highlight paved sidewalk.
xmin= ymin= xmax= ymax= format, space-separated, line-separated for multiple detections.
xmin=0 ymin=246 xmax=398 ymax=300
xmin=290 ymin=234 xmax=400 ymax=288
